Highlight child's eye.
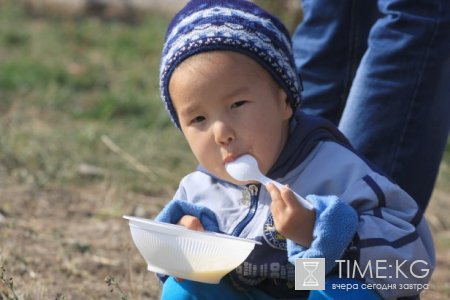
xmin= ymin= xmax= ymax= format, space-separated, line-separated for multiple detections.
xmin=190 ymin=116 xmax=205 ymax=124
xmin=231 ymin=101 xmax=247 ymax=109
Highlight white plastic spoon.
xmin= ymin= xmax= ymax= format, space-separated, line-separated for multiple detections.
xmin=225 ymin=154 xmax=314 ymax=210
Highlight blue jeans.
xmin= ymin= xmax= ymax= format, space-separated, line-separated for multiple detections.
xmin=292 ymin=0 xmax=450 ymax=210
xmin=161 ymin=275 xmax=381 ymax=300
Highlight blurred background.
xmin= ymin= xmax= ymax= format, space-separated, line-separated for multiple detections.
xmin=0 ymin=0 xmax=448 ymax=298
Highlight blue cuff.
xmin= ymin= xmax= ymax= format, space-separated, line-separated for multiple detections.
xmin=155 ymin=199 xmax=220 ymax=233
xmin=287 ymin=195 xmax=358 ymax=274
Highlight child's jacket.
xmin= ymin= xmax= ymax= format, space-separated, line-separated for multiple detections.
xmin=156 ymin=111 xmax=435 ymax=299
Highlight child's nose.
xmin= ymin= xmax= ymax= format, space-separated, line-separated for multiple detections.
xmin=213 ymin=120 xmax=235 ymax=145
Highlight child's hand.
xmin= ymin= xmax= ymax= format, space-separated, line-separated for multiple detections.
xmin=266 ymin=183 xmax=316 ymax=248
xmin=175 ymin=215 xmax=205 ymax=282
xmin=177 ymin=215 xmax=205 ymax=231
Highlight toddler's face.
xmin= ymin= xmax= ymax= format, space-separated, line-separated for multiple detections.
xmin=169 ymin=51 xmax=293 ymax=185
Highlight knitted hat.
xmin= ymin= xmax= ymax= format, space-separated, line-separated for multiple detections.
xmin=160 ymin=0 xmax=302 ymax=129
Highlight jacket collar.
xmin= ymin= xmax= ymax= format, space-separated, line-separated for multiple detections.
xmin=266 ymin=111 xmax=351 ymax=179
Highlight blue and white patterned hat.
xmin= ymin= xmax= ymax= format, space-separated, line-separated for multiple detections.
xmin=160 ymin=0 xmax=302 ymax=129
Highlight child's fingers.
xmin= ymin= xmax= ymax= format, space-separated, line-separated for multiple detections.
xmin=177 ymin=215 xmax=205 ymax=231
xmin=279 ymin=184 xmax=301 ymax=208
xmin=266 ymin=183 xmax=286 ymax=209
xmin=266 ymin=183 xmax=298 ymax=208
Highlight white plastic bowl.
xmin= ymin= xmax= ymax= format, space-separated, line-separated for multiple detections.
xmin=124 ymin=216 xmax=260 ymax=284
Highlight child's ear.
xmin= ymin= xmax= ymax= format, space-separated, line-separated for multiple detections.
xmin=278 ymin=88 xmax=293 ymax=119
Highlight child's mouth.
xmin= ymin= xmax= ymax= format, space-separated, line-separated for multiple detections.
xmin=223 ymin=154 xmax=238 ymax=164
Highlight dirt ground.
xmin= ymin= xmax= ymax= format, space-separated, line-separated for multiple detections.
xmin=0 ymin=176 xmax=449 ymax=299
xmin=0 ymin=184 xmax=165 ymax=299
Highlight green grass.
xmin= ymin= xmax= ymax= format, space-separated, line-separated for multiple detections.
xmin=0 ymin=0 xmax=195 ymax=195
xmin=0 ymin=0 xmax=448 ymax=196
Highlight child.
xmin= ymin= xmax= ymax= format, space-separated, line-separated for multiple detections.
xmin=155 ymin=1 xmax=435 ymax=299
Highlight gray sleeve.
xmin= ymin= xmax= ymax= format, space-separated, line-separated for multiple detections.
xmin=173 ymin=178 xmax=188 ymax=200
xmin=339 ymin=172 xmax=435 ymax=299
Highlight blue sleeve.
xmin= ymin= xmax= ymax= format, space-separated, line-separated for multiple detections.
xmin=155 ymin=199 xmax=220 ymax=233
xmin=286 ymin=195 xmax=358 ymax=274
